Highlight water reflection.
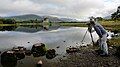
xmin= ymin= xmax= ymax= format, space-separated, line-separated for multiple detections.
xmin=0 ymin=25 xmax=60 ymax=33
xmin=0 ymin=26 xmax=17 ymax=31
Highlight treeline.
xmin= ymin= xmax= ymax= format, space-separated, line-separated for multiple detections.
xmin=0 ymin=18 xmax=42 ymax=24
xmin=0 ymin=19 xmax=16 ymax=24
xmin=17 ymin=19 xmax=42 ymax=23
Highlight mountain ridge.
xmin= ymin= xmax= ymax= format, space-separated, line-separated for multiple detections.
xmin=2 ymin=14 xmax=78 ymax=22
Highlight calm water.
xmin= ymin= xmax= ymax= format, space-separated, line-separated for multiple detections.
xmin=0 ymin=25 xmax=100 ymax=67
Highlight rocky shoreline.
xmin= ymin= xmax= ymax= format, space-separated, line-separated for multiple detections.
xmin=42 ymin=46 xmax=120 ymax=67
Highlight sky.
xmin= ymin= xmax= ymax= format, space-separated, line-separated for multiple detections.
xmin=0 ymin=0 xmax=119 ymax=20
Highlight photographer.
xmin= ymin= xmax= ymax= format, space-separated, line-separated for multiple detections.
xmin=88 ymin=17 xmax=108 ymax=56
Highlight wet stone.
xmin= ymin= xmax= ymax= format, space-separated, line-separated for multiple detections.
xmin=11 ymin=46 xmax=26 ymax=60
xmin=25 ymin=50 xmax=31 ymax=56
xmin=12 ymin=46 xmax=26 ymax=52
xmin=33 ymin=52 xmax=41 ymax=57
xmin=14 ymin=51 xmax=25 ymax=60
xmin=46 ymin=49 xmax=56 ymax=59
xmin=31 ymin=43 xmax=46 ymax=56
xmin=1 ymin=50 xmax=17 ymax=63
xmin=17 ymin=46 xmax=26 ymax=51
xmin=66 ymin=47 xmax=80 ymax=53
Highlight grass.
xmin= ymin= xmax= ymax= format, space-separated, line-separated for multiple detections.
xmin=100 ymin=21 xmax=120 ymax=32
xmin=60 ymin=22 xmax=87 ymax=27
xmin=60 ymin=20 xmax=120 ymax=32
xmin=108 ymin=36 xmax=120 ymax=46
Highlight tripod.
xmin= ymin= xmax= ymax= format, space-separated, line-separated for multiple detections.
xmin=81 ymin=29 xmax=94 ymax=45
xmin=81 ymin=29 xmax=88 ymax=44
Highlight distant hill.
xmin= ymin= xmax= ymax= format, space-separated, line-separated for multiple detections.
xmin=60 ymin=18 xmax=78 ymax=22
xmin=104 ymin=15 xmax=111 ymax=19
xmin=3 ymin=14 xmax=43 ymax=21
xmin=2 ymin=14 xmax=78 ymax=22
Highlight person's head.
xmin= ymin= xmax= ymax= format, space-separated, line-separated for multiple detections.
xmin=90 ymin=19 xmax=95 ymax=25
xmin=89 ymin=16 xmax=95 ymax=25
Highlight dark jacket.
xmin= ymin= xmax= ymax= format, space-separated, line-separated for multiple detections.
xmin=93 ymin=23 xmax=107 ymax=38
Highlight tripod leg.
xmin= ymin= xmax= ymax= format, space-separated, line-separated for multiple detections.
xmin=90 ymin=32 xmax=94 ymax=45
xmin=81 ymin=30 xmax=87 ymax=44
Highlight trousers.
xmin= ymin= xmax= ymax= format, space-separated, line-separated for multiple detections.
xmin=99 ymin=33 xmax=108 ymax=55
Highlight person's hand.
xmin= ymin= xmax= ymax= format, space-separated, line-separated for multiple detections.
xmin=99 ymin=35 xmax=102 ymax=38
xmin=86 ymin=23 xmax=90 ymax=25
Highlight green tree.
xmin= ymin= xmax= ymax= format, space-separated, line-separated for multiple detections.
xmin=96 ymin=17 xmax=103 ymax=21
xmin=111 ymin=6 xmax=120 ymax=20
xmin=3 ymin=19 xmax=16 ymax=24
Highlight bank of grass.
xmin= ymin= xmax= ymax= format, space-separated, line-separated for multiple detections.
xmin=60 ymin=22 xmax=87 ymax=27
xmin=60 ymin=20 xmax=120 ymax=32
xmin=108 ymin=36 xmax=120 ymax=47
xmin=100 ymin=20 xmax=120 ymax=32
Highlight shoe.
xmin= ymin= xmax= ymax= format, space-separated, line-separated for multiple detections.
xmin=95 ymin=49 xmax=103 ymax=55
xmin=100 ymin=53 xmax=109 ymax=57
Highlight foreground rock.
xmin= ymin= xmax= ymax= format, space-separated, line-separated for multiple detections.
xmin=66 ymin=46 xmax=80 ymax=53
xmin=25 ymin=50 xmax=31 ymax=56
xmin=31 ymin=43 xmax=47 ymax=57
xmin=12 ymin=46 xmax=26 ymax=60
xmin=46 ymin=49 xmax=56 ymax=59
xmin=1 ymin=50 xmax=17 ymax=67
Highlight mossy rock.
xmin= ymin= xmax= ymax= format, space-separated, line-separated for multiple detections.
xmin=25 ymin=50 xmax=31 ymax=56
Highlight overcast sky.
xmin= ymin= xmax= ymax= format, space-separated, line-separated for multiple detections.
xmin=0 ymin=0 xmax=119 ymax=20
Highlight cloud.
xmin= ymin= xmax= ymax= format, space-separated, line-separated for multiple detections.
xmin=0 ymin=0 xmax=119 ymax=20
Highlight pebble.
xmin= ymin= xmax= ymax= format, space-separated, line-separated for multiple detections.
xmin=27 ymin=42 xmax=30 ymax=43
xmin=63 ymin=41 xmax=66 ymax=42
xmin=56 ymin=46 xmax=60 ymax=48
xmin=36 ymin=60 xmax=42 ymax=67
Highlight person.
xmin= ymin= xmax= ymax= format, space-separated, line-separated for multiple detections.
xmin=88 ymin=17 xmax=108 ymax=56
